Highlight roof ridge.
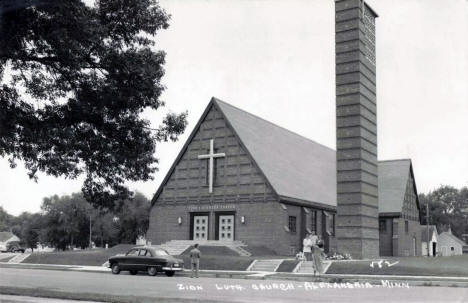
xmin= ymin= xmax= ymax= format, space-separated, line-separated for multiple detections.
xmin=379 ymin=159 xmax=412 ymax=163
xmin=212 ymin=97 xmax=335 ymax=153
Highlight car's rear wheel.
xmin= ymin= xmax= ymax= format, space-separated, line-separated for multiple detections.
xmin=130 ymin=270 xmax=138 ymax=275
xmin=147 ymin=267 xmax=157 ymax=276
xmin=111 ymin=263 xmax=121 ymax=275
xmin=165 ymin=271 xmax=175 ymax=277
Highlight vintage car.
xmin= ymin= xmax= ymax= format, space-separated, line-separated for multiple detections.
xmin=4 ymin=241 xmax=25 ymax=253
xmin=107 ymin=246 xmax=184 ymax=277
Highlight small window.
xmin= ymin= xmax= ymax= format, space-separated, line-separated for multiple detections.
xmin=451 ymin=247 xmax=454 ymax=251
xmin=331 ymin=214 xmax=336 ymax=236
xmin=405 ymin=220 xmax=409 ymax=234
xmin=379 ymin=219 xmax=386 ymax=233
xmin=310 ymin=210 xmax=317 ymax=233
xmin=138 ymin=249 xmax=147 ymax=256
xmin=288 ymin=216 xmax=297 ymax=233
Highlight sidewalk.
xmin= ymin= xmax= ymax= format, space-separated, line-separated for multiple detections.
xmin=2 ymin=262 xmax=468 ymax=287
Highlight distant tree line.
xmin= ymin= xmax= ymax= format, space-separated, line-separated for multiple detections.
xmin=419 ymin=185 xmax=468 ymax=238
xmin=0 ymin=192 xmax=150 ymax=251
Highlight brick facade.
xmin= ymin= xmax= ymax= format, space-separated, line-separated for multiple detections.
xmin=379 ymin=171 xmax=422 ymax=256
xmin=335 ymin=0 xmax=380 ymax=259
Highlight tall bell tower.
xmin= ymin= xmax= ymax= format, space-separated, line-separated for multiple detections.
xmin=335 ymin=0 xmax=379 ymax=259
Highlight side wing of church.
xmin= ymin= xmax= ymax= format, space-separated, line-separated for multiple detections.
xmin=147 ymin=98 xmax=338 ymax=256
xmin=378 ymin=159 xmax=423 ymax=256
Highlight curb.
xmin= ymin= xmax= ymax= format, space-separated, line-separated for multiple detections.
xmin=2 ymin=262 xmax=468 ymax=287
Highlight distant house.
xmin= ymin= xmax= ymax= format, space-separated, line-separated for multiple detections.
xmin=0 ymin=231 xmax=20 ymax=252
xmin=439 ymin=227 xmax=466 ymax=256
xmin=421 ymin=225 xmax=438 ymax=256
xmin=378 ymin=159 xmax=423 ymax=257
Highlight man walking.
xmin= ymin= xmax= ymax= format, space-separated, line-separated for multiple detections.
xmin=189 ymin=243 xmax=201 ymax=278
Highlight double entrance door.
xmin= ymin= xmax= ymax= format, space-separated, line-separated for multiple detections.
xmin=191 ymin=213 xmax=235 ymax=241
xmin=193 ymin=215 xmax=208 ymax=241
xmin=218 ymin=215 xmax=234 ymax=241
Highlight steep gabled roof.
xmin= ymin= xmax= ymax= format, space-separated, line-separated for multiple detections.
xmin=152 ymin=98 xmax=421 ymax=214
xmin=0 ymin=231 xmax=16 ymax=242
xmin=378 ymin=159 xmax=416 ymax=214
xmin=214 ymin=98 xmax=337 ymax=207
xmin=439 ymin=232 xmax=466 ymax=246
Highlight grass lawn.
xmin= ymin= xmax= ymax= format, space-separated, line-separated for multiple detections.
xmin=0 ymin=255 xmax=15 ymax=262
xmin=276 ymin=260 xmax=300 ymax=273
xmin=23 ymin=245 xmax=136 ymax=266
xmin=327 ymin=255 xmax=468 ymax=277
xmin=22 ymin=244 xmax=257 ymax=271
xmin=180 ymin=245 xmax=240 ymax=256
xmin=178 ymin=255 xmax=255 ymax=271
xmin=21 ymin=244 xmax=299 ymax=272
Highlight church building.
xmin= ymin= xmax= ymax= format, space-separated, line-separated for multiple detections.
xmin=147 ymin=98 xmax=423 ymax=256
xmin=148 ymin=98 xmax=338 ymax=256
xmin=147 ymin=0 xmax=423 ymax=257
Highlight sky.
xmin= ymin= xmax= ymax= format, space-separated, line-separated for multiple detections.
xmin=1 ymin=0 xmax=467 ymax=216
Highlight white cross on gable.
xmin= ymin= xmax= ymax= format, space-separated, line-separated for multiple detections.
xmin=198 ymin=139 xmax=226 ymax=193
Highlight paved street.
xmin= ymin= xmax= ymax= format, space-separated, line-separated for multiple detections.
xmin=1 ymin=267 xmax=468 ymax=303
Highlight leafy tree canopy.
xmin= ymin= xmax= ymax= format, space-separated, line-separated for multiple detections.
xmin=0 ymin=0 xmax=187 ymax=209
xmin=419 ymin=185 xmax=468 ymax=238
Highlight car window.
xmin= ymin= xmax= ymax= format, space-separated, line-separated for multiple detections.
xmin=139 ymin=249 xmax=148 ymax=256
xmin=126 ymin=249 xmax=139 ymax=256
xmin=154 ymin=249 xmax=169 ymax=256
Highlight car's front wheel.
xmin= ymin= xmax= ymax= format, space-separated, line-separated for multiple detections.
xmin=111 ymin=263 xmax=121 ymax=275
xmin=165 ymin=271 xmax=175 ymax=277
xmin=147 ymin=267 xmax=157 ymax=276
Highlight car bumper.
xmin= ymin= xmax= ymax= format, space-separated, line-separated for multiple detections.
xmin=162 ymin=267 xmax=183 ymax=271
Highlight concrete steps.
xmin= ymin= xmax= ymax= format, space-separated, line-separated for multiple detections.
xmin=248 ymin=259 xmax=283 ymax=272
xmin=295 ymin=261 xmax=316 ymax=274
xmin=295 ymin=260 xmax=332 ymax=274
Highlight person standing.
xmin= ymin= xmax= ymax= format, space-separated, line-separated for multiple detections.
xmin=302 ymin=234 xmax=312 ymax=261
xmin=189 ymin=243 xmax=201 ymax=278
xmin=312 ymin=236 xmax=323 ymax=276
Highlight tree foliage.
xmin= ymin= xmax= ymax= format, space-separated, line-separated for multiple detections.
xmin=39 ymin=192 xmax=150 ymax=249
xmin=0 ymin=0 xmax=187 ymax=208
xmin=114 ymin=192 xmax=150 ymax=244
xmin=9 ymin=211 xmax=42 ymax=251
xmin=0 ymin=206 xmax=15 ymax=231
xmin=419 ymin=185 xmax=468 ymax=238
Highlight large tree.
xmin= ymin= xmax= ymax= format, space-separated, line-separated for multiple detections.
xmin=0 ymin=206 xmax=15 ymax=231
xmin=419 ymin=185 xmax=468 ymax=238
xmin=41 ymin=193 xmax=92 ymax=249
xmin=114 ymin=192 xmax=150 ymax=244
xmin=0 ymin=0 xmax=187 ymax=209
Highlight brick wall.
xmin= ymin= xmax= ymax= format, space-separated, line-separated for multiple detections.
xmin=379 ymin=217 xmax=394 ymax=256
xmin=153 ymin=103 xmax=276 ymax=207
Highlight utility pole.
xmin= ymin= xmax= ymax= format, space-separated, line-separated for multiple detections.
xmin=426 ymin=202 xmax=430 ymax=257
xmin=89 ymin=213 xmax=92 ymax=249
